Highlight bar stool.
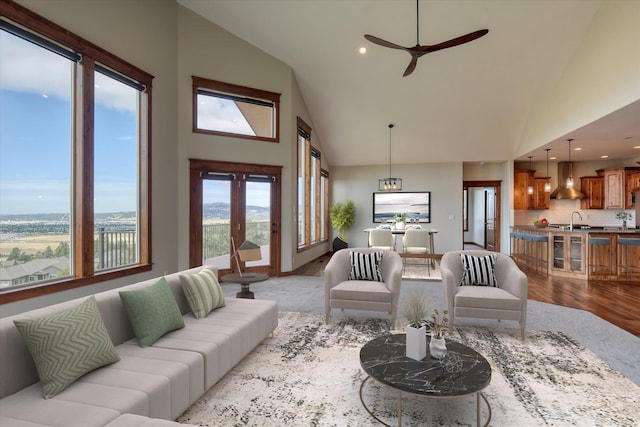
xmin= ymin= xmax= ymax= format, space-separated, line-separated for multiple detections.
xmin=617 ymin=237 xmax=640 ymax=281
xmin=588 ymin=236 xmax=614 ymax=278
xmin=510 ymin=231 xmax=522 ymax=265
xmin=530 ymin=233 xmax=549 ymax=274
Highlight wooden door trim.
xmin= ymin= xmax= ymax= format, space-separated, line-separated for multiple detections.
xmin=463 ymin=180 xmax=501 ymax=252
xmin=189 ymin=159 xmax=282 ymax=276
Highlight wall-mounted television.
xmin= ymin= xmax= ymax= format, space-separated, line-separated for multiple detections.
xmin=373 ymin=192 xmax=431 ymax=223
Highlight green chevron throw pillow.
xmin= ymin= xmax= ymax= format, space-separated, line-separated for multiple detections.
xmin=13 ymin=296 xmax=120 ymax=399
xmin=119 ymin=277 xmax=185 ymax=347
xmin=180 ymin=268 xmax=225 ymax=319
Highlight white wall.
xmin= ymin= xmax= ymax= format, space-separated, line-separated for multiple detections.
xmin=517 ymin=0 xmax=640 ymax=157
xmin=331 ymin=163 xmax=463 ymax=254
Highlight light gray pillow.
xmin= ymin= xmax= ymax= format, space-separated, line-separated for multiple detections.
xmin=14 ymin=296 xmax=120 ymax=399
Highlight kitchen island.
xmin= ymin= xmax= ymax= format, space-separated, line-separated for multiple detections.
xmin=511 ymin=225 xmax=640 ymax=281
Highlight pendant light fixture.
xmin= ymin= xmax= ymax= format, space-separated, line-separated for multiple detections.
xmin=527 ymin=156 xmax=534 ymax=195
xmin=544 ymin=148 xmax=551 ymax=192
xmin=566 ymin=139 xmax=574 ymax=189
xmin=378 ymin=124 xmax=402 ymax=191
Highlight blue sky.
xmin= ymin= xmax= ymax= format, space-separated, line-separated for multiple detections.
xmin=0 ymin=28 xmax=268 ymax=216
xmin=0 ymin=30 xmax=138 ymax=215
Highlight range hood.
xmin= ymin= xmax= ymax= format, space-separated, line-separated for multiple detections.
xmin=550 ymin=162 xmax=586 ymax=200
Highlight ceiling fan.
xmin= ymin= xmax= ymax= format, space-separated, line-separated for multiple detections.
xmin=364 ymin=0 xmax=489 ymax=77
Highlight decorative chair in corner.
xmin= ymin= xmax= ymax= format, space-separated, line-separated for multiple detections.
xmin=440 ymin=250 xmax=528 ymax=340
xmin=324 ymin=248 xmax=402 ymax=328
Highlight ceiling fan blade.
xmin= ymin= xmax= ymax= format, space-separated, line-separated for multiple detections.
xmin=417 ymin=29 xmax=489 ymax=53
xmin=364 ymin=34 xmax=407 ymax=50
xmin=403 ymin=57 xmax=418 ymax=77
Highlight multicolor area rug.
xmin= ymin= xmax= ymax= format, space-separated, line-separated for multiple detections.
xmin=177 ymin=312 xmax=640 ymax=426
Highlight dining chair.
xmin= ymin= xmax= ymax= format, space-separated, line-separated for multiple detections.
xmin=401 ymin=228 xmax=431 ymax=275
xmin=368 ymin=228 xmax=395 ymax=251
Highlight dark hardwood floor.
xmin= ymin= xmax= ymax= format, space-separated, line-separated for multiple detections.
xmin=293 ymin=253 xmax=640 ymax=337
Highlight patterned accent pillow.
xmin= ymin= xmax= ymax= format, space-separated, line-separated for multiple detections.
xmin=13 ymin=296 xmax=120 ymax=399
xmin=348 ymin=251 xmax=384 ymax=282
xmin=119 ymin=277 xmax=185 ymax=347
xmin=180 ymin=267 xmax=225 ymax=319
xmin=460 ymin=253 xmax=498 ymax=287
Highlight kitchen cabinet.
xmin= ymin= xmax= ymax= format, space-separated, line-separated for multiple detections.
xmin=514 ymin=170 xmax=535 ymax=210
xmin=533 ymin=177 xmax=550 ymax=209
xmin=601 ymin=167 xmax=640 ymax=209
xmin=604 ymin=169 xmax=625 ymax=209
xmin=625 ymin=171 xmax=640 ymax=208
xmin=551 ymin=233 xmax=586 ymax=278
xmin=580 ymin=176 xmax=604 ymax=209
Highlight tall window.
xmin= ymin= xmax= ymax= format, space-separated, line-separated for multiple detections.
xmin=192 ymin=76 xmax=280 ymax=142
xmin=297 ymin=117 xmax=329 ymax=251
xmin=0 ymin=3 xmax=152 ymax=302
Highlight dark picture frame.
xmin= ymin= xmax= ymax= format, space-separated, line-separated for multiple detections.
xmin=373 ymin=192 xmax=431 ymax=223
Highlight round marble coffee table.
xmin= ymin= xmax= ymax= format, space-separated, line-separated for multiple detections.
xmin=359 ymin=333 xmax=491 ymax=427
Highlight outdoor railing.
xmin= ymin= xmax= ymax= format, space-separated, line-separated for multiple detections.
xmin=202 ymin=221 xmax=270 ymax=260
xmin=95 ymin=228 xmax=137 ymax=270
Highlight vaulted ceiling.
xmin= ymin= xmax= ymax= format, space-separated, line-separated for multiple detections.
xmin=178 ymin=0 xmax=640 ymax=167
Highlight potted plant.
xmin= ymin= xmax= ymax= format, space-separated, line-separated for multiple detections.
xmin=329 ymin=199 xmax=355 ymax=252
xmin=394 ymin=212 xmax=407 ymax=230
xmin=428 ymin=308 xmax=450 ymax=359
xmin=616 ymin=211 xmax=633 ymax=230
xmin=402 ymin=289 xmax=430 ymax=360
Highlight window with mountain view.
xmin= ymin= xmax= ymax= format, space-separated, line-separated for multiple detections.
xmin=0 ymin=4 xmax=152 ymax=301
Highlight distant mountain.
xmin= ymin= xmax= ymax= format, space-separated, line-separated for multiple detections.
xmin=0 ymin=203 xmax=270 ymax=230
xmin=202 ymin=202 xmax=269 ymax=220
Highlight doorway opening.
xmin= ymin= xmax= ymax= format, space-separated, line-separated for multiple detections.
xmin=463 ymin=180 xmax=501 ymax=252
xmin=189 ymin=159 xmax=282 ymax=277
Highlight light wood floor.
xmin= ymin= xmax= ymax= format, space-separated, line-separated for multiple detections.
xmin=293 ymin=253 xmax=640 ymax=337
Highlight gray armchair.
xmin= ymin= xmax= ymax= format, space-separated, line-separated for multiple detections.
xmin=440 ymin=250 xmax=528 ymax=340
xmin=325 ymin=248 xmax=402 ymax=328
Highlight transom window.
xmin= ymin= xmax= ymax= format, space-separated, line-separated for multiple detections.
xmin=192 ymin=76 xmax=280 ymax=142
xmin=0 ymin=2 xmax=153 ymax=303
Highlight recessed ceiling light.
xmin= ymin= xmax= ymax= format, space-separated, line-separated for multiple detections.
xmin=359 ymin=47 xmax=367 ymax=54
xmin=600 ymin=155 xmax=609 ymax=159
xmin=573 ymin=147 xmax=582 ymax=151
xmin=550 ymin=156 xmax=557 ymax=160
xmin=634 ymin=146 xmax=640 ymax=149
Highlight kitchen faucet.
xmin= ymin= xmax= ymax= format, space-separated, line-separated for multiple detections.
xmin=570 ymin=211 xmax=583 ymax=232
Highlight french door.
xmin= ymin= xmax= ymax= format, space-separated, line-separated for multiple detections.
xmin=189 ymin=159 xmax=281 ymax=276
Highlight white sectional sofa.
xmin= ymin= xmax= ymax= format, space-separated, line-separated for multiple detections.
xmin=0 ymin=266 xmax=279 ymax=427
